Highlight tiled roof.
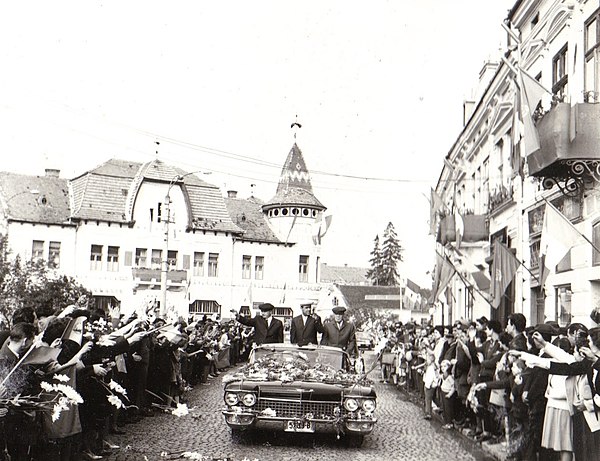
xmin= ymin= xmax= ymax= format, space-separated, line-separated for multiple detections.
xmin=320 ymin=264 xmax=369 ymax=285
xmin=71 ymin=158 xmax=241 ymax=233
xmin=0 ymin=172 xmax=72 ymax=224
xmin=0 ymin=159 xmax=242 ymax=234
xmin=224 ymin=197 xmax=282 ymax=243
xmin=336 ymin=285 xmax=402 ymax=310
xmin=264 ymin=143 xmax=325 ymax=210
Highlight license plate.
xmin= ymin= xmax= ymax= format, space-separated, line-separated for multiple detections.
xmin=285 ymin=420 xmax=315 ymax=432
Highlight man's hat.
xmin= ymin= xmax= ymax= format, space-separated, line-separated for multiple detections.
xmin=258 ymin=303 xmax=275 ymax=312
xmin=300 ymin=301 xmax=314 ymax=308
xmin=332 ymin=306 xmax=346 ymax=315
xmin=534 ymin=323 xmax=558 ymax=336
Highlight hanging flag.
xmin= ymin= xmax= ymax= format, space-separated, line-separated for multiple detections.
xmin=429 ymin=252 xmax=456 ymax=303
xmin=455 ymin=210 xmax=465 ymax=249
xmin=279 ymin=282 xmax=287 ymax=304
xmin=512 ymin=66 xmax=551 ymax=158
xmin=429 ymin=188 xmax=448 ymax=235
xmin=539 ymin=202 xmax=584 ymax=286
xmin=312 ymin=213 xmax=332 ymax=245
xmin=243 ymin=283 xmax=253 ymax=305
xmin=490 ymin=240 xmax=520 ymax=309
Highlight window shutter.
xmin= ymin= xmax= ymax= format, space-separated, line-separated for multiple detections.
xmin=124 ymin=251 xmax=132 ymax=267
xmin=183 ymin=254 xmax=190 ymax=270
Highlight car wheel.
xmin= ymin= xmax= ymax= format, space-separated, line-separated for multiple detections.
xmin=346 ymin=434 xmax=364 ymax=448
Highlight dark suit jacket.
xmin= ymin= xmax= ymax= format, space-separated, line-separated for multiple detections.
xmin=290 ymin=315 xmax=324 ymax=346
xmin=320 ymin=320 xmax=357 ymax=356
xmin=236 ymin=315 xmax=283 ymax=345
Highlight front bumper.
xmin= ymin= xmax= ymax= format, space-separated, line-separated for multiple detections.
xmin=222 ymin=409 xmax=377 ymax=434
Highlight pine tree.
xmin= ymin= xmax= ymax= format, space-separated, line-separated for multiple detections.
xmin=380 ymin=222 xmax=403 ymax=286
xmin=366 ymin=235 xmax=383 ymax=286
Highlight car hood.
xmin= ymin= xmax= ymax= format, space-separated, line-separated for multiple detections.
xmin=224 ymin=378 xmax=376 ymax=399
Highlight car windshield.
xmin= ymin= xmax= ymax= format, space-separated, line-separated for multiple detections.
xmin=252 ymin=347 xmax=344 ymax=370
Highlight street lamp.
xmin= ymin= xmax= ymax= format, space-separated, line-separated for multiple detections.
xmin=159 ymin=171 xmax=211 ymax=318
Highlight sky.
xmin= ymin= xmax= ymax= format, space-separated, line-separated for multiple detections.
xmin=0 ymin=0 xmax=515 ymax=288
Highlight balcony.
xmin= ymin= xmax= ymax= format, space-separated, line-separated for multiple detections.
xmin=488 ymin=183 xmax=514 ymax=216
xmin=132 ymin=267 xmax=188 ymax=287
xmin=436 ymin=214 xmax=488 ymax=245
xmin=527 ymin=103 xmax=600 ymax=195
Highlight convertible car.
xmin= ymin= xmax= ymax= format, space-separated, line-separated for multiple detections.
xmin=221 ymin=343 xmax=377 ymax=446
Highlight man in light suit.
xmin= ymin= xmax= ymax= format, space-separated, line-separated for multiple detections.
xmin=320 ymin=306 xmax=357 ymax=357
xmin=233 ymin=303 xmax=283 ymax=345
xmin=290 ymin=302 xmax=324 ymax=346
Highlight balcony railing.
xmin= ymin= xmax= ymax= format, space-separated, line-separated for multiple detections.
xmin=527 ymin=103 xmax=600 ymax=194
xmin=488 ymin=183 xmax=514 ymax=215
xmin=132 ymin=267 xmax=188 ymax=284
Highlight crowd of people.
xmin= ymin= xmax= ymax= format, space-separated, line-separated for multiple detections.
xmin=0 ymin=300 xmax=257 ymax=461
xmin=373 ymin=314 xmax=600 ymax=461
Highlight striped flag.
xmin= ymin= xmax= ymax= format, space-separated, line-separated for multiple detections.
xmin=539 ymin=202 xmax=583 ymax=286
xmin=429 ymin=252 xmax=456 ymax=303
xmin=490 ymin=240 xmax=520 ymax=309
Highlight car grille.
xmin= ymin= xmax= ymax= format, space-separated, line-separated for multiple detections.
xmin=256 ymin=398 xmax=340 ymax=419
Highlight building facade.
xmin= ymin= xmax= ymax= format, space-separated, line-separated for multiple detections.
xmin=432 ymin=0 xmax=600 ymax=328
xmin=0 ymin=143 xmax=329 ymax=323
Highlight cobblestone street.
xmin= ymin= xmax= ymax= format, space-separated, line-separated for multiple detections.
xmin=108 ymin=353 xmax=495 ymax=461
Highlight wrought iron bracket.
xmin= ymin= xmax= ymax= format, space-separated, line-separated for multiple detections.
xmin=540 ymin=159 xmax=600 ymax=197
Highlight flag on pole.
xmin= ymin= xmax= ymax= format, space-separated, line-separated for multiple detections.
xmin=512 ymin=65 xmax=551 ymax=160
xmin=158 ymin=326 xmax=187 ymax=345
xmin=279 ymin=282 xmax=287 ymax=304
xmin=429 ymin=252 xmax=456 ymax=303
xmin=312 ymin=213 xmax=332 ymax=245
xmin=244 ymin=283 xmax=253 ymax=305
xmin=490 ymin=240 xmax=520 ymax=309
xmin=539 ymin=202 xmax=584 ymax=286
xmin=455 ymin=210 xmax=465 ymax=249
xmin=429 ymin=188 xmax=448 ymax=235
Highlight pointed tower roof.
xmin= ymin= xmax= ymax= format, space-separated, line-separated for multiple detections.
xmin=263 ymin=143 xmax=325 ymax=211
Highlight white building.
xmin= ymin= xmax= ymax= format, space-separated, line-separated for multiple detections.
xmin=431 ymin=0 xmax=600 ymax=328
xmin=0 ymin=142 xmax=329 ymax=323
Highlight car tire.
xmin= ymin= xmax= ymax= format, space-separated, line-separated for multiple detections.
xmin=231 ymin=428 xmax=247 ymax=443
xmin=346 ymin=434 xmax=364 ymax=448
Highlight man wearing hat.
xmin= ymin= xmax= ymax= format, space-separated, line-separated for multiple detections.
xmin=320 ymin=306 xmax=357 ymax=356
xmin=290 ymin=302 xmax=324 ymax=346
xmin=233 ymin=303 xmax=283 ymax=345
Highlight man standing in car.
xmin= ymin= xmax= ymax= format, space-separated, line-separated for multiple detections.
xmin=290 ymin=302 xmax=324 ymax=346
xmin=233 ymin=303 xmax=283 ymax=345
xmin=320 ymin=306 xmax=357 ymax=356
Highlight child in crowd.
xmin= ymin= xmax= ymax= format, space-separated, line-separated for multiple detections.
xmin=414 ymin=352 xmax=439 ymax=420
xmin=440 ymin=359 xmax=456 ymax=429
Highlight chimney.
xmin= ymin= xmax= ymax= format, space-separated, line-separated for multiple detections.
xmin=45 ymin=168 xmax=60 ymax=178
xmin=227 ymin=190 xmax=237 ymax=199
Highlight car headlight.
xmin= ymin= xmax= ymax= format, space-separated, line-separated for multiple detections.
xmin=362 ymin=399 xmax=376 ymax=412
xmin=241 ymin=393 xmax=256 ymax=406
xmin=344 ymin=398 xmax=359 ymax=411
xmin=224 ymin=392 xmax=239 ymax=406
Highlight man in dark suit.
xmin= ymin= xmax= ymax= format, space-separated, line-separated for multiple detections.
xmin=320 ymin=306 xmax=357 ymax=356
xmin=233 ymin=303 xmax=283 ymax=345
xmin=290 ymin=302 xmax=324 ymax=346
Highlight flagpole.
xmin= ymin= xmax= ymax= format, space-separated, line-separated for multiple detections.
xmin=542 ymin=198 xmax=600 ymax=254
xmin=436 ymin=250 xmax=495 ymax=309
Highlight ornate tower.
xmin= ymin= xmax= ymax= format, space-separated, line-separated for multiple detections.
xmin=262 ymin=142 xmax=326 ymax=245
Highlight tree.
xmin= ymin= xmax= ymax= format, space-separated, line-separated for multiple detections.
xmin=366 ymin=224 xmax=403 ymax=286
xmin=379 ymin=222 xmax=403 ymax=286
xmin=366 ymin=235 xmax=383 ymax=286
xmin=0 ymin=236 xmax=91 ymax=324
